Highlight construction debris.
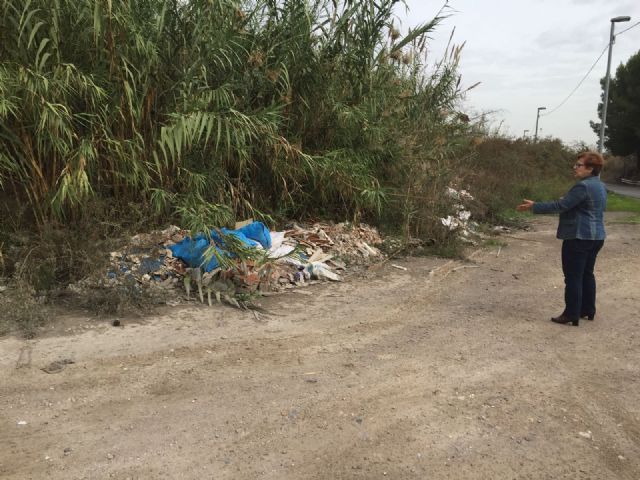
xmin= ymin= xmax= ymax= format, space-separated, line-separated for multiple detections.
xmin=284 ymin=222 xmax=383 ymax=264
xmin=441 ymin=186 xmax=478 ymax=242
xmin=69 ymin=221 xmax=385 ymax=307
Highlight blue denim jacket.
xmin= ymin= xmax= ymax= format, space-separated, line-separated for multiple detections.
xmin=532 ymin=175 xmax=607 ymax=240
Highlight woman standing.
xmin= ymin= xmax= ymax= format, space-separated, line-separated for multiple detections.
xmin=516 ymin=151 xmax=607 ymax=326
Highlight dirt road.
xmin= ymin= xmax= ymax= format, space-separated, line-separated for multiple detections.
xmin=1 ymin=213 xmax=639 ymax=480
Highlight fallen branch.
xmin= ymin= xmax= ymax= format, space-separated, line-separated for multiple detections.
xmin=500 ymin=234 xmax=543 ymax=244
xmin=367 ymin=245 xmax=408 ymax=272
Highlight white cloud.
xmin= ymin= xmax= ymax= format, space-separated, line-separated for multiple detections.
xmin=400 ymin=0 xmax=640 ymax=144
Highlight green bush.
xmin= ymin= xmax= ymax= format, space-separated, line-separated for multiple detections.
xmin=1 ymin=0 xmax=468 ymax=235
xmin=457 ymin=137 xmax=577 ymax=224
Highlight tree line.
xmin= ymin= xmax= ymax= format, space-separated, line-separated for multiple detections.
xmin=592 ymin=50 xmax=640 ymax=170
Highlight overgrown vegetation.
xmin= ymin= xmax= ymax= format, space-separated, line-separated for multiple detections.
xmin=0 ymin=0 xmax=471 ymax=232
xmin=0 ymin=0 xmax=478 ymax=334
xmin=0 ymin=0 xmax=596 ymax=337
xmin=0 ymin=283 xmax=48 ymax=338
xmin=600 ymin=155 xmax=640 ymax=182
xmin=606 ymin=192 xmax=640 ymax=213
xmin=457 ymin=137 xmax=576 ymax=225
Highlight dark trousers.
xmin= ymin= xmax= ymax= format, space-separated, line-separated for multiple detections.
xmin=561 ymin=239 xmax=604 ymax=320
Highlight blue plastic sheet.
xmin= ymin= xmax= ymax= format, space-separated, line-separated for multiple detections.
xmin=236 ymin=222 xmax=271 ymax=249
xmin=168 ymin=222 xmax=271 ymax=272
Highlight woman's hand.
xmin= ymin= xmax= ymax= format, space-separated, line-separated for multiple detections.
xmin=516 ymin=199 xmax=534 ymax=212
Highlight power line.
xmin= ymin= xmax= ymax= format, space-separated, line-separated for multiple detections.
xmin=543 ymin=20 xmax=639 ymax=117
xmin=542 ymin=43 xmax=609 ymax=117
xmin=617 ymin=20 xmax=640 ymax=36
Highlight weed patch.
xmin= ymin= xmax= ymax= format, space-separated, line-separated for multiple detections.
xmin=0 ymin=284 xmax=49 ymax=338
xmin=606 ymin=193 xmax=640 ymax=213
xmin=459 ymin=138 xmax=576 ymax=224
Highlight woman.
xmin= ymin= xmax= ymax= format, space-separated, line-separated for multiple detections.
xmin=516 ymin=151 xmax=607 ymax=326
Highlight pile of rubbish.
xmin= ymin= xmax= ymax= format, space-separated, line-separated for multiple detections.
xmin=440 ymin=186 xmax=478 ymax=242
xmin=70 ymin=221 xmax=384 ymax=306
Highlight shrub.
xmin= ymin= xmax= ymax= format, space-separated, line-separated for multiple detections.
xmin=456 ymin=137 xmax=577 ymax=224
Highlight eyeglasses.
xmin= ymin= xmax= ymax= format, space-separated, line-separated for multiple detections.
xmin=573 ymin=162 xmax=585 ymax=169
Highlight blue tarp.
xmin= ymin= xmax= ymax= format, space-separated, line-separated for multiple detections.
xmin=168 ymin=221 xmax=271 ymax=272
xmin=235 ymin=221 xmax=271 ymax=249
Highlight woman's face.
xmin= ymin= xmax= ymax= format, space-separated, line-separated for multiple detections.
xmin=573 ymin=159 xmax=594 ymax=179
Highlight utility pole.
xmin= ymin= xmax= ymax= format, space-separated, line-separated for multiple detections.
xmin=523 ymin=129 xmax=529 ymax=139
xmin=598 ymin=15 xmax=631 ymax=153
xmin=534 ymin=107 xmax=546 ymax=142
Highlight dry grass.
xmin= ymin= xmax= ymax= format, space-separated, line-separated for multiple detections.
xmin=0 ymin=284 xmax=48 ymax=338
xmin=458 ymin=137 xmax=576 ymax=224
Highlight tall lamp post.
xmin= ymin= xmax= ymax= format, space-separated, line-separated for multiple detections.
xmin=534 ymin=107 xmax=546 ymax=142
xmin=598 ymin=15 xmax=631 ymax=153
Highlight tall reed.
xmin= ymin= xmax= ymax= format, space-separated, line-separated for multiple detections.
xmin=1 ymin=0 xmax=470 ymax=238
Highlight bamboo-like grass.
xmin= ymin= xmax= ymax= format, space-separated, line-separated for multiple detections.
xmin=1 ymin=0 xmax=471 ymax=239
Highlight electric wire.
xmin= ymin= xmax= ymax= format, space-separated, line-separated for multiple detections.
xmin=542 ymin=43 xmax=609 ymax=116
xmin=543 ymin=20 xmax=639 ymax=117
xmin=617 ymin=20 xmax=640 ymax=36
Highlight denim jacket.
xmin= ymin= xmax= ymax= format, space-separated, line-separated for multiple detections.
xmin=532 ymin=175 xmax=607 ymax=240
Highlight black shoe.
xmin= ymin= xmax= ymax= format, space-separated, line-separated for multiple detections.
xmin=551 ymin=314 xmax=579 ymax=326
xmin=580 ymin=313 xmax=595 ymax=320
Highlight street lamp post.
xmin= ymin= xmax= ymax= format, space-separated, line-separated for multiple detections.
xmin=534 ymin=107 xmax=546 ymax=142
xmin=523 ymin=129 xmax=529 ymax=139
xmin=598 ymin=15 xmax=631 ymax=153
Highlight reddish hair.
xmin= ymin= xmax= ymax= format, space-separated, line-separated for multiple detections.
xmin=577 ymin=151 xmax=604 ymax=175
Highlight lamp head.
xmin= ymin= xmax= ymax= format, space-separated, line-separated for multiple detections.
xmin=611 ymin=16 xmax=631 ymax=22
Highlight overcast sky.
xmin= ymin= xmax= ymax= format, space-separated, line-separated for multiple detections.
xmin=400 ymin=0 xmax=640 ymax=147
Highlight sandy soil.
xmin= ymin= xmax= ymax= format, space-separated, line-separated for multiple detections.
xmin=1 ymin=213 xmax=639 ymax=480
